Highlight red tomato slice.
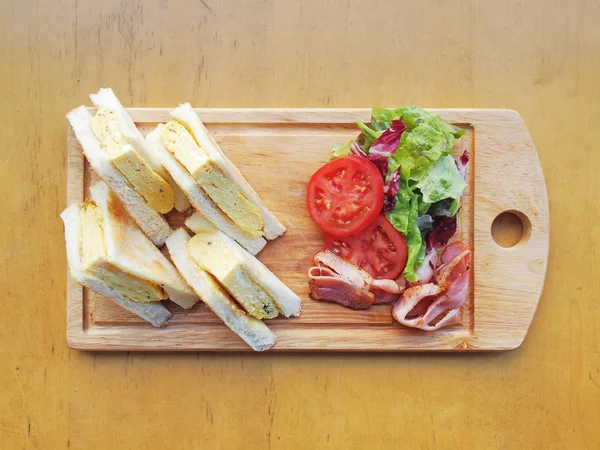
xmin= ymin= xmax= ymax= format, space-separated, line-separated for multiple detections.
xmin=307 ymin=156 xmax=384 ymax=237
xmin=324 ymin=214 xmax=408 ymax=279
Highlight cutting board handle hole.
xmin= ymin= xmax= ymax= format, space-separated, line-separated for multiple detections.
xmin=491 ymin=211 xmax=531 ymax=248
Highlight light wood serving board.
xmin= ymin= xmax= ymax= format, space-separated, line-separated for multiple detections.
xmin=65 ymin=108 xmax=549 ymax=351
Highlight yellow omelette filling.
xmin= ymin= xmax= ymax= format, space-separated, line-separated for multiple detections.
xmin=187 ymin=233 xmax=279 ymax=319
xmin=79 ymin=201 xmax=166 ymax=303
xmin=160 ymin=120 xmax=264 ymax=237
xmin=91 ymin=109 xmax=174 ymax=214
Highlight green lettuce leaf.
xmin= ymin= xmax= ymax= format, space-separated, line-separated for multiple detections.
xmin=386 ymin=180 xmax=425 ymax=281
xmin=356 ymin=107 xmax=402 ymax=153
xmin=402 ymin=196 xmax=424 ymax=282
xmin=416 ymin=155 xmax=467 ymax=203
xmin=383 ymin=107 xmax=466 ymax=279
xmin=389 ymin=121 xmax=447 ymax=175
xmin=331 ymin=140 xmax=353 ymax=158
xmin=386 ymin=175 xmax=413 ymax=234
xmin=371 ymin=108 xmax=396 ymax=131
xmin=428 ymin=198 xmax=459 ymax=217
xmin=416 ymin=195 xmax=431 ymax=216
xmin=356 ymin=121 xmax=383 ymax=153
xmin=414 ymin=234 xmax=427 ymax=268
xmin=450 ymin=198 xmax=460 ymax=216
xmin=388 ymin=106 xmax=465 ymax=177
xmin=396 ymin=106 xmax=465 ymax=139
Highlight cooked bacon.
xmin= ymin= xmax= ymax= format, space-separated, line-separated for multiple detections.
xmin=420 ymin=271 xmax=469 ymax=326
xmin=421 ymin=308 xmax=461 ymax=331
xmin=308 ymin=252 xmax=408 ymax=309
xmin=370 ymin=275 xmax=407 ymax=304
xmin=435 ymin=242 xmax=471 ymax=286
xmin=441 ymin=241 xmax=470 ymax=265
xmin=371 ymin=289 xmax=399 ymax=304
xmin=371 ymin=278 xmax=405 ymax=294
xmin=392 ymin=283 xmax=443 ymax=327
xmin=392 ymin=244 xmax=471 ymax=331
xmin=308 ymin=252 xmax=374 ymax=309
xmin=308 ymin=241 xmax=471 ymax=331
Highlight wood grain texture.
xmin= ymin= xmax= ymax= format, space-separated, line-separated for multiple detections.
xmin=1 ymin=0 xmax=599 ymax=448
xmin=66 ymin=108 xmax=547 ymax=351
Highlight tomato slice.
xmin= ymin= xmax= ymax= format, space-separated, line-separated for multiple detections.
xmin=324 ymin=214 xmax=408 ymax=279
xmin=307 ymin=156 xmax=384 ymax=237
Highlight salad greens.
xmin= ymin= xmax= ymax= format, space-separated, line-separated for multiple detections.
xmin=331 ymin=140 xmax=353 ymax=158
xmin=331 ymin=106 xmax=468 ymax=282
xmin=416 ymin=155 xmax=467 ymax=204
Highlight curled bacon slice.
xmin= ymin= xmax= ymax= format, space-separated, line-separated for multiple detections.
xmin=391 ymin=283 xmax=443 ymax=327
xmin=371 ymin=276 xmax=406 ymax=304
xmin=392 ymin=243 xmax=471 ymax=331
xmin=435 ymin=242 xmax=471 ymax=286
xmin=371 ymin=277 xmax=405 ymax=294
xmin=371 ymin=290 xmax=400 ymax=304
xmin=441 ymin=241 xmax=471 ymax=264
xmin=420 ymin=271 xmax=469 ymax=326
xmin=308 ymin=252 xmax=407 ymax=309
xmin=308 ymin=252 xmax=374 ymax=309
xmin=308 ymin=241 xmax=471 ymax=331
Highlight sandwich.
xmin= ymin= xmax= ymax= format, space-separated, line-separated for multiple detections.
xmin=145 ymin=103 xmax=285 ymax=252
xmin=186 ymin=229 xmax=301 ymax=320
xmin=166 ymin=229 xmax=277 ymax=351
xmin=61 ymin=203 xmax=171 ymax=328
xmin=165 ymin=226 xmax=300 ymax=350
xmin=67 ymin=88 xmax=190 ymax=246
xmin=146 ymin=128 xmax=267 ymax=255
xmin=61 ymin=181 xmax=200 ymax=326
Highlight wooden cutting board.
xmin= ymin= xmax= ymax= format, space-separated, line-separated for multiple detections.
xmin=65 ymin=108 xmax=549 ymax=351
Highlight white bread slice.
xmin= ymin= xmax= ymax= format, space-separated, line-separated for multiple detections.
xmin=188 ymin=230 xmax=301 ymax=318
xmin=67 ymin=105 xmax=172 ymax=246
xmin=146 ymin=125 xmax=267 ymax=255
xmin=171 ymin=104 xmax=286 ymax=240
xmin=166 ymin=229 xmax=276 ymax=351
xmin=89 ymin=88 xmax=190 ymax=212
xmin=90 ymin=181 xmax=199 ymax=309
xmin=61 ymin=203 xmax=171 ymax=327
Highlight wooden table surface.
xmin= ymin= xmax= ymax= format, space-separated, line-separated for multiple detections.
xmin=1 ymin=1 xmax=598 ymax=448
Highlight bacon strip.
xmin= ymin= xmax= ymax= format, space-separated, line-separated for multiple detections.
xmin=392 ymin=244 xmax=471 ymax=331
xmin=308 ymin=252 xmax=407 ymax=309
xmin=391 ymin=283 xmax=443 ymax=327
xmin=441 ymin=241 xmax=471 ymax=265
xmin=308 ymin=252 xmax=374 ymax=309
xmin=308 ymin=241 xmax=470 ymax=331
xmin=420 ymin=271 xmax=469 ymax=326
xmin=371 ymin=290 xmax=399 ymax=304
xmin=370 ymin=276 xmax=406 ymax=304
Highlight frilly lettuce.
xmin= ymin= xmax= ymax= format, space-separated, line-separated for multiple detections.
xmin=386 ymin=176 xmax=424 ymax=282
xmin=331 ymin=140 xmax=353 ymax=158
xmin=416 ymin=155 xmax=467 ymax=203
xmin=388 ymin=107 xmax=465 ymax=178
xmin=356 ymin=121 xmax=383 ymax=153
xmin=328 ymin=106 xmax=468 ymax=281
xmin=383 ymin=107 xmax=466 ymax=280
